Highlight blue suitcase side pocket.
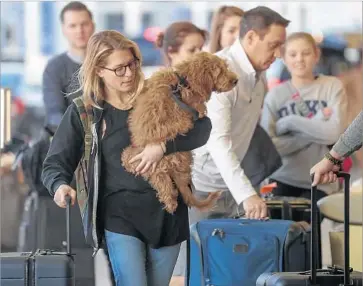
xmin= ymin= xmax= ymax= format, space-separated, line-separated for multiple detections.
xmin=203 ymin=231 xmax=280 ymax=286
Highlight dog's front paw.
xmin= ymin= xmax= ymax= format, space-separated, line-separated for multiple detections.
xmin=121 ymin=145 xmax=143 ymax=174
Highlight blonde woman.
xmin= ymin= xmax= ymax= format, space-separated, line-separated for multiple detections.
xmin=41 ymin=30 xmax=212 ymax=286
xmin=209 ymin=5 xmax=244 ymax=54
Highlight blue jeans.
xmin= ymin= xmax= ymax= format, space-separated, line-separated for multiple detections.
xmin=105 ymin=230 xmax=181 ymax=286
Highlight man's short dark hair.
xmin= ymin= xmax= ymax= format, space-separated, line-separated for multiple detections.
xmin=60 ymin=1 xmax=93 ymax=23
xmin=240 ymin=6 xmax=290 ymax=39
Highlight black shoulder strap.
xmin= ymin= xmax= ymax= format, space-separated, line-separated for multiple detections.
xmin=186 ymin=238 xmax=190 ymax=286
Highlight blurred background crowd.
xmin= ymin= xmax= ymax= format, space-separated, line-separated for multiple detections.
xmin=1 ymin=1 xmax=362 ymax=147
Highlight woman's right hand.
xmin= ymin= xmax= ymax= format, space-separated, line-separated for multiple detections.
xmin=310 ymin=157 xmax=341 ymax=187
xmin=54 ymin=184 xmax=76 ymax=208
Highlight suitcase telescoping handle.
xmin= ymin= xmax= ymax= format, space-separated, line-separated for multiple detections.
xmin=310 ymin=172 xmax=351 ymax=286
xmin=65 ymin=195 xmax=71 ymax=255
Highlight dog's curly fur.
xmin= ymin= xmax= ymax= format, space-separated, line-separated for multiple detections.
xmin=121 ymin=52 xmax=238 ymax=213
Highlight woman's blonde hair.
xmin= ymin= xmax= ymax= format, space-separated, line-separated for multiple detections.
xmin=77 ymin=30 xmax=145 ymax=109
xmin=283 ymin=32 xmax=319 ymax=55
xmin=209 ymin=6 xmax=244 ymax=54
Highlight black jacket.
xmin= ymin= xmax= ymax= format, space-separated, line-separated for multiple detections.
xmin=41 ymin=101 xmax=212 ymax=252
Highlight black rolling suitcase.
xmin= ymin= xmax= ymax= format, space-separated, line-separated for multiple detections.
xmin=256 ymin=172 xmax=362 ymax=286
xmin=0 ymin=196 xmax=75 ymax=286
xmin=16 ymin=127 xmax=96 ymax=286
xmin=264 ymin=196 xmax=323 ymax=270
xmin=17 ymin=191 xmax=95 ymax=286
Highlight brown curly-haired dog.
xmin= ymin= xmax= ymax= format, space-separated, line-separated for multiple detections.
xmin=121 ymin=52 xmax=238 ymax=213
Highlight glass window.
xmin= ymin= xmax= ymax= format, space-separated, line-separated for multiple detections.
xmin=105 ymin=13 xmax=125 ymax=33
xmin=0 ymin=2 xmax=25 ymax=62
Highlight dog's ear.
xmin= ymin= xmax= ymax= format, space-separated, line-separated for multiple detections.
xmin=189 ymin=70 xmax=214 ymax=99
xmin=213 ymin=58 xmax=229 ymax=75
xmin=185 ymin=56 xmax=214 ymax=97
xmin=200 ymin=72 xmax=214 ymax=94
xmin=175 ymin=52 xmax=216 ymax=100
xmin=212 ymin=66 xmax=221 ymax=79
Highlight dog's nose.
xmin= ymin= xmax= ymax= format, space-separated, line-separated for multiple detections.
xmin=232 ymin=79 xmax=238 ymax=85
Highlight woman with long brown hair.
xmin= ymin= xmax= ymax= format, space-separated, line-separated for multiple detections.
xmin=41 ymin=30 xmax=212 ymax=286
xmin=209 ymin=5 xmax=244 ymax=54
xmin=155 ymin=21 xmax=208 ymax=67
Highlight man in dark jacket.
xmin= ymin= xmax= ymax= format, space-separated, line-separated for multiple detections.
xmin=42 ymin=1 xmax=94 ymax=130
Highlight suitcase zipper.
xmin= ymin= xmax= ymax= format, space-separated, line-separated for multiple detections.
xmin=211 ymin=229 xmax=225 ymax=240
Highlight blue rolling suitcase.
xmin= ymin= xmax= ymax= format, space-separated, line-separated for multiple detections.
xmin=187 ymin=217 xmax=311 ymax=286
xmin=256 ymin=172 xmax=363 ymax=286
xmin=0 ymin=196 xmax=75 ymax=286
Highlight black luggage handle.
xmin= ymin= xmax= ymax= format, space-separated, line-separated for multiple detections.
xmin=310 ymin=172 xmax=352 ymax=286
xmin=65 ymin=195 xmax=71 ymax=255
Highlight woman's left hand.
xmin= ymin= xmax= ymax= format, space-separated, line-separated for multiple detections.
xmin=129 ymin=143 xmax=165 ymax=174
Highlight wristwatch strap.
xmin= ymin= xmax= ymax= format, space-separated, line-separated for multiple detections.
xmin=324 ymin=152 xmax=343 ymax=166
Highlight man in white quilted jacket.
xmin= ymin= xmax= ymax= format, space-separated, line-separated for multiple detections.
xmin=191 ymin=6 xmax=289 ymax=222
xmin=172 ymin=6 xmax=290 ymax=284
